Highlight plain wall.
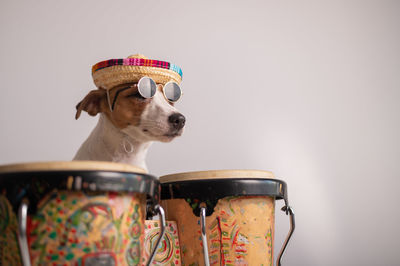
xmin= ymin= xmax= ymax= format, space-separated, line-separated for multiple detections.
xmin=1 ymin=0 xmax=399 ymax=265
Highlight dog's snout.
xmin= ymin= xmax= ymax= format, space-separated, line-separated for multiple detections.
xmin=168 ymin=113 xmax=186 ymax=130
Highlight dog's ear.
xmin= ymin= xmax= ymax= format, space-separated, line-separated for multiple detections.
xmin=75 ymin=89 xmax=107 ymax=120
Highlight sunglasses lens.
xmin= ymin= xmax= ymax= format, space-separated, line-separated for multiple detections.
xmin=138 ymin=77 xmax=157 ymax=98
xmin=164 ymin=82 xmax=181 ymax=102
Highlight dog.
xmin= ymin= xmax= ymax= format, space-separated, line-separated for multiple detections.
xmin=73 ymin=81 xmax=185 ymax=171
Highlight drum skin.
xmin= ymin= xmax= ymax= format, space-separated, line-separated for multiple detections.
xmin=162 ymin=196 xmax=275 ymax=266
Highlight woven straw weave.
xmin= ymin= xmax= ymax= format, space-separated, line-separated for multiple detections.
xmin=92 ymin=54 xmax=182 ymax=90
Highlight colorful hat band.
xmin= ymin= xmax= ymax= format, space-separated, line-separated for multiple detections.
xmin=92 ymin=58 xmax=183 ymax=78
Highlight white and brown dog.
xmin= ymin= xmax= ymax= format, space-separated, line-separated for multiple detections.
xmin=73 ymin=55 xmax=185 ymax=171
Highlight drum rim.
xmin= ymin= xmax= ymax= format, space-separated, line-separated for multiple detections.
xmin=160 ymin=169 xmax=275 ymax=183
xmin=0 ymin=162 xmax=161 ymax=212
xmin=0 ymin=161 xmax=146 ymax=174
xmin=161 ymin=177 xmax=288 ymax=200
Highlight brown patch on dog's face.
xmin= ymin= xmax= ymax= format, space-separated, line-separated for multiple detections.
xmin=75 ymin=83 xmax=150 ymax=129
xmin=102 ymin=83 xmax=150 ymax=129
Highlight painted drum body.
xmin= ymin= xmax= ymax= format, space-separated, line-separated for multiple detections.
xmin=0 ymin=161 xmax=160 ymax=266
xmin=142 ymin=220 xmax=181 ymax=266
xmin=160 ymin=170 xmax=288 ymax=266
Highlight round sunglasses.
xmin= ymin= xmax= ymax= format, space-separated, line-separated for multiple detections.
xmin=138 ymin=76 xmax=182 ymax=102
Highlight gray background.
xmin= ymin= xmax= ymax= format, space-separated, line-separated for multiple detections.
xmin=1 ymin=0 xmax=399 ymax=265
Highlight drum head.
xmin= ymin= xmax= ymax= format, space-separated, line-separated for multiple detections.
xmin=0 ymin=160 xmax=146 ymax=174
xmin=160 ymin=169 xmax=275 ymax=183
xmin=0 ymin=161 xmax=160 ymax=213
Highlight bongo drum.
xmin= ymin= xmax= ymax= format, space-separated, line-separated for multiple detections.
xmin=160 ymin=170 xmax=295 ymax=266
xmin=0 ymin=161 xmax=166 ymax=266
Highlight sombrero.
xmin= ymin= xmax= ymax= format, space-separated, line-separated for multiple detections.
xmin=92 ymin=54 xmax=183 ymax=90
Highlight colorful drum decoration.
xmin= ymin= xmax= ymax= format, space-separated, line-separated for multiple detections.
xmin=0 ymin=161 xmax=166 ymax=266
xmin=142 ymin=220 xmax=181 ymax=266
xmin=160 ymin=170 xmax=295 ymax=266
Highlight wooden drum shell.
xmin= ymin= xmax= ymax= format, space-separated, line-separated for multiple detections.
xmin=160 ymin=170 xmax=288 ymax=266
xmin=0 ymin=161 xmax=159 ymax=266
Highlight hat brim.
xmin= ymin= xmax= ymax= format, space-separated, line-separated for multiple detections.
xmin=93 ymin=65 xmax=182 ymax=90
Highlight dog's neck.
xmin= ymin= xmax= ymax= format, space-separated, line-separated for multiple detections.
xmin=73 ymin=114 xmax=152 ymax=171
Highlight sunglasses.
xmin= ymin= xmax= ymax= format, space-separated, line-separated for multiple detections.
xmin=107 ymin=76 xmax=183 ymax=112
xmin=138 ymin=76 xmax=182 ymax=103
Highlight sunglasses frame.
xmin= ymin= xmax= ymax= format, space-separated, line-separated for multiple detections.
xmin=138 ymin=76 xmax=157 ymax=99
xmin=138 ymin=76 xmax=182 ymax=103
xmin=107 ymin=77 xmax=183 ymax=112
xmin=162 ymin=80 xmax=183 ymax=103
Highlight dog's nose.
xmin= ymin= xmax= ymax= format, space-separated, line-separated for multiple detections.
xmin=168 ymin=113 xmax=186 ymax=130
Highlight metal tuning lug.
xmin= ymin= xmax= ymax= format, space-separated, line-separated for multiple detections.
xmin=200 ymin=203 xmax=210 ymax=266
xmin=276 ymin=205 xmax=295 ymax=266
xmin=146 ymin=204 xmax=166 ymax=266
xmin=18 ymin=199 xmax=31 ymax=266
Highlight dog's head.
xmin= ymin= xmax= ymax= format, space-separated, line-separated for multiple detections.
xmin=75 ymin=82 xmax=185 ymax=143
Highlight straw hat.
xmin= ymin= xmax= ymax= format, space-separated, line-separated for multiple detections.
xmin=92 ymin=54 xmax=183 ymax=90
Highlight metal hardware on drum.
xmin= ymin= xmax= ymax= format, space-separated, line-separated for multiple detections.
xmin=17 ymin=199 xmax=31 ymax=266
xmin=146 ymin=204 xmax=167 ymax=266
xmin=277 ymin=205 xmax=295 ymax=266
xmin=200 ymin=204 xmax=210 ymax=266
